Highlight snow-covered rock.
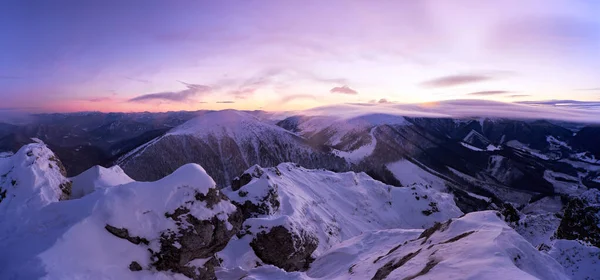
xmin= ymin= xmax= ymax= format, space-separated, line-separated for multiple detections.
xmin=0 ymin=142 xmax=71 ymax=218
xmin=548 ymin=239 xmax=600 ymax=280
xmin=218 ymin=163 xmax=463 ymax=274
xmin=0 ymin=162 xmax=242 ymax=280
xmin=237 ymin=211 xmax=570 ymax=280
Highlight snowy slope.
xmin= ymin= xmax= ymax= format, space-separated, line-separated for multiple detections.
xmin=386 ymin=159 xmax=448 ymax=190
xmin=239 ymin=211 xmax=569 ymax=280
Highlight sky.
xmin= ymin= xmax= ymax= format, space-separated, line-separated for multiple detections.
xmin=1 ymin=0 xmax=600 ymax=113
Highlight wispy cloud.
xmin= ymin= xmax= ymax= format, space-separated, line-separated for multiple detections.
xmin=518 ymin=99 xmax=600 ymax=109
xmin=369 ymin=98 xmax=392 ymax=104
xmin=420 ymin=74 xmax=492 ymax=88
xmin=507 ymin=94 xmax=530 ymax=98
xmin=467 ymin=90 xmax=511 ymax=96
xmin=128 ymin=82 xmax=212 ymax=102
xmin=330 ymin=85 xmax=358 ymax=95
xmin=576 ymin=87 xmax=600 ymax=91
xmin=123 ymin=76 xmax=151 ymax=84
xmin=279 ymin=94 xmax=317 ymax=104
xmin=216 ymin=100 xmax=235 ymax=104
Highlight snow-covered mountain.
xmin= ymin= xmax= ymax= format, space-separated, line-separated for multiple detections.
xmin=2 ymin=143 xmax=595 ymax=279
xmin=117 ymin=110 xmax=348 ymax=187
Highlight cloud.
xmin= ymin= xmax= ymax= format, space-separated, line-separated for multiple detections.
xmin=467 ymin=90 xmax=511 ymax=96
xmin=216 ymin=101 xmax=235 ymax=104
xmin=577 ymin=88 xmax=600 ymax=91
xmin=128 ymin=82 xmax=212 ymax=103
xmin=230 ymin=88 xmax=258 ymax=99
xmin=303 ymin=99 xmax=600 ymax=123
xmin=369 ymin=98 xmax=392 ymax=104
xmin=517 ymin=100 xmax=600 ymax=109
xmin=507 ymin=94 xmax=530 ymax=98
xmin=330 ymin=85 xmax=358 ymax=95
xmin=279 ymin=94 xmax=317 ymax=104
xmin=123 ymin=76 xmax=151 ymax=84
xmin=420 ymin=75 xmax=492 ymax=88
xmin=86 ymin=97 xmax=118 ymax=102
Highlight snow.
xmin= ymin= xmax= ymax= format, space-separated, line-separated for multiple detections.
xmin=572 ymin=152 xmax=600 ymax=164
xmin=461 ymin=142 xmax=502 ymax=152
xmin=332 ymin=127 xmax=377 ymax=163
xmin=1 ymin=143 xmax=597 ymax=279
xmin=240 ymin=211 xmax=570 ymax=280
xmin=506 ymin=140 xmax=550 ymax=160
xmin=0 ymin=151 xmax=13 ymax=158
xmin=0 ymin=159 xmax=236 ymax=279
xmin=460 ymin=142 xmax=484 ymax=151
xmin=549 ymin=240 xmax=600 ymax=280
xmin=70 ymin=165 xmax=134 ymax=199
xmin=544 ymin=170 xmax=587 ymax=196
xmin=169 ymin=109 xmax=298 ymax=141
xmin=386 ymin=159 xmax=447 ymax=190
xmin=0 ymin=143 xmax=70 ymax=218
xmin=466 ymin=191 xmax=492 ymax=202
xmin=546 ymin=135 xmax=571 ymax=150
xmin=295 ymin=111 xmax=407 ymax=149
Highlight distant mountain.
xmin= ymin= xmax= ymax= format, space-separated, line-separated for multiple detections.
xmin=0 ymin=111 xmax=201 ymax=176
xmin=117 ymin=110 xmax=348 ymax=187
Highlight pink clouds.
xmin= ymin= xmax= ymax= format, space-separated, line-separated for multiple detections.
xmin=330 ymin=85 xmax=358 ymax=95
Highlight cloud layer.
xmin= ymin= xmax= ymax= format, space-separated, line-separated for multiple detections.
xmin=467 ymin=90 xmax=511 ymax=96
xmin=420 ymin=75 xmax=492 ymax=88
xmin=128 ymin=82 xmax=212 ymax=103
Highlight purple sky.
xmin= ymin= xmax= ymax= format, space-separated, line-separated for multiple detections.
xmin=1 ymin=0 xmax=599 ymax=112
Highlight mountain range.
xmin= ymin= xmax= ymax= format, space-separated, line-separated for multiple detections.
xmin=1 ymin=102 xmax=599 ymax=279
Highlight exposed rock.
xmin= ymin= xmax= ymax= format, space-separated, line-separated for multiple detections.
xmin=555 ymin=197 xmax=600 ymax=248
xmin=418 ymin=219 xmax=452 ymax=245
xmin=500 ymin=203 xmax=520 ymax=225
xmin=104 ymin=224 xmax=149 ymax=245
xmin=371 ymin=249 xmax=422 ymax=280
xmin=129 ymin=261 xmax=142 ymax=271
xmin=58 ymin=180 xmax=72 ymax=200
xmin=231 ymin=166 xmax=265 ymax=191
xmin=195 ymin=188 xmax=229 ymax=209
xmin=231 ymin=172 xmax=253 ymax=191
xmin=250 ymin=225 xmax=318 ymax=272
xmin=233 ymin=184 xmax=280 ymax=220
xmin=152 ymin=191 xmax=243 ymax=279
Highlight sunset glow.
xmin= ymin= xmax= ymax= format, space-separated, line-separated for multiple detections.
xmin=1 ymin=0 xmax=599 ymax=113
